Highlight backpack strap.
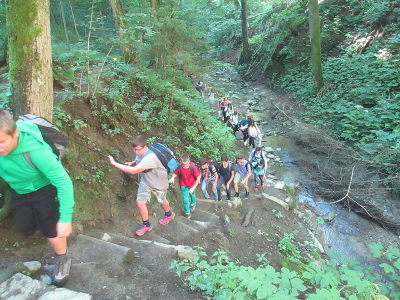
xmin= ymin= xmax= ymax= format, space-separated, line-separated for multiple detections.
xmin=23 ymin=152 xmax=37 ymax=169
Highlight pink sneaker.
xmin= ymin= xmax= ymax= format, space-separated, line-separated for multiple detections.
xmin=159 ymin=212 xmax=175 ymax=225
xmin=135 ymin=225 xmax=152 ymax=236
xmin=261 ymin=185 xmax=265 ymax=189
xmin=254 ymin=187 xmax=259 ymax=192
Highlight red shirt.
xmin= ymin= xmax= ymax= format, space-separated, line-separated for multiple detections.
xmin=174 ymin=163 xmax=201 ymax=187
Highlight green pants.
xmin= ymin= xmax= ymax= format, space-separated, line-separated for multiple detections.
xmin=180 ymin=186 xmax=197 ymax=213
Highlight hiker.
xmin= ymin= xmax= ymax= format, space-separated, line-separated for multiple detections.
xmin=200 ymin=159 xmax=219 ymax=200
xmin=252 ymin=159 xmax=266 ymax=192
xmin=169 ymin=155 xmax=201 ymax=218
xmin=108 ymin=136 xmax=175 ymax=236
xmin=228 ymin=110 xmax=240 ymax=135
xmin=238 ymin=116 xmax=251 ymax=145
xmin=218 ymin=97 xmax=232 ymax=123
xmin=249 ymin=147 xmax=267 ymax=192
xmin=208 ymin=91 xmax=215 ymax=109
xmin=0 ymin=109 xmax=74 ymax=286
xmin=195 ymin=80 xmax=204 ymax=95
xmin=216 ymin=155 xmax=235 ymax=201
xmin=233 ymin=155 xmax=252 ymax=198
xmin=248 ymin=118 xmax=262 ymax=149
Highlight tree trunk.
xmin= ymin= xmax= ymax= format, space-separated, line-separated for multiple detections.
xmin=5 ymin=0 xmax=53 ymax=121
xmin=150 ymin=0 xmax=158 ymax=10
xmin=239 ymin=0 xmax=250 ymax=64
xmin=109 ymin=0 xmax=135 ymax=63
xmin=59 ymin=0 xmax=70 ymax=50
xmin=308 ymin=0 xmax=323 ymax=91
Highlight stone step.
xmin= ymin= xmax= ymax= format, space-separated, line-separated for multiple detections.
xmin=0 ymin=273 xmax=91 ymax=300
xmin=191 ymin=208 xmax=220 ymax=223
xmin=70 ymin=234 xmax=135 ymax=270
xmin=175 ymin=215 xmax=210 ymax=231
xmin=99 ymin=232 xmax=178 ymax=270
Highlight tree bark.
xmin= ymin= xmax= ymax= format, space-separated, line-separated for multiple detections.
xmin=59 ymin=0 xmax=70 ymax=50
xmin=150 ymin=0 xmax=158 ymax=10
xmin=5 ymin=0 xmax=53 ymax=121
xmin=239 ymin=0 xmax=250 ymax=64
xmin=109 ymin=0 xmax=135 ymax=63
xmin=308 ymin=0 xmax=323 ymax=91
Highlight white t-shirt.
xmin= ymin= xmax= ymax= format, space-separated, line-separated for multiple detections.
xmin=136 ymin=152 xmax=168 ymax=190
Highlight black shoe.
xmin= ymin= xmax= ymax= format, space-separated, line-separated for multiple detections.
xmin=51 ymin=252 xmax=72 ymax=287
xmin=245 ymin=192 xmax=249 ymax=198
xmin=234 ymin=192 xmax=239 ymax=197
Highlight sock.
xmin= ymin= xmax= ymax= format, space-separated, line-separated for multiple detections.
xmin=164 ymin=210 xmax=172 ymax=217
xmin=143 ymin=220 xmax=151 ymax=227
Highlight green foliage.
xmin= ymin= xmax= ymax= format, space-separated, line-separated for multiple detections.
xmin=172 ymin=243 xmax=395 ymax=299
xmin=277 ymin=53 xmax=400 ymax=169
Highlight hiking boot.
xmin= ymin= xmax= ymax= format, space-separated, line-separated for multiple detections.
xmin=51 ymin=252 xmax=71 ymax=287
xmin=185 ymin=212 xmax=192 ymax=219
xmin=190 ymin=204 xmax=196 ymax=213
xmin=254 ymin=187 xmax=259 ymax=192
xmin=245 ymin=191 xmax=249 ymax=198
xmin=135 ymin=225 xmax=152 ymax=236
xmin=234 ymin=192 xmax=239 ymax=197
xmin=159 ymin=212 xmax=175 ymax=225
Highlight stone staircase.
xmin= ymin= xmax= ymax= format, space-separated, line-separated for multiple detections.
xmin=0 ymin=202 xmax=221 ymax=300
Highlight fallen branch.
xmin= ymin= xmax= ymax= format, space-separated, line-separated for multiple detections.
xmin=241 ymin=208 xmax=255 ymax=227
xmin=262 ymin=193 xmax=289 ymax=210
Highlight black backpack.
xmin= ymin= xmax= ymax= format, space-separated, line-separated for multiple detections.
xmin=208 ymin=159 xmax=221 ymax=174
xmin=18 ymin=114 xmax=68 ymax=168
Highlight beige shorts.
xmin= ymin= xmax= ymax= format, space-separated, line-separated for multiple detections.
xmin=136 ymin=181 xmax=167 ymax=204
xmin=234 ymin=173 xmax=248 ymax=185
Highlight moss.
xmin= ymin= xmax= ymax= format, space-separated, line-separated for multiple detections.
xmin=6 ymin=0 xmax=41 ymax=68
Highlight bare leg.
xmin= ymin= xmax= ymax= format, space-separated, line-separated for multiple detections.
xmin=136 ymin=201 xmax=149 ymax=221
xmin=48 ymin=237 xmax=67 ymax=255
xmin=234 ymin=182 xmax=239 ymax=193
xmin=161 ymin=199 xmax=171 ymax=212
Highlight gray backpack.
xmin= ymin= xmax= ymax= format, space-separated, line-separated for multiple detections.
xmin=18 ymin=114 xmax=68 ymax=168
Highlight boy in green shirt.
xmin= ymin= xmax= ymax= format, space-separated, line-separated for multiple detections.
xmin=0 ymin=109 xmax=74 ymax=286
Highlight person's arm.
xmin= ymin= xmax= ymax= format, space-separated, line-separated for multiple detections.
xmin=108 ymin=155 xmax=146 ymax=175
xmin=189 ymin=173 xmax=202 ymax=194
xmin=30 ymin=149 xmax=74 ymax=237
xmin=227 ymin=169 xmax=235 ymax=188
xmin=241 ymin=164 xmax=252 ymax=183
xmin=169 ymin=173 xmax=178 ymax=184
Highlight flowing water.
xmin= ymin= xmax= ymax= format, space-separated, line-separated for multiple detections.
xmin=204 ymin=65 xmax=399 ymax=267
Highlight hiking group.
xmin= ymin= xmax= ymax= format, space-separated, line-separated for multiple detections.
xmin=0 ymin=84 xmax=267 ymax=287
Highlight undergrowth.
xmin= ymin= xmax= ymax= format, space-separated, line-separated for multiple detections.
xmin=172 ymin=241 xmax=400 ymax=299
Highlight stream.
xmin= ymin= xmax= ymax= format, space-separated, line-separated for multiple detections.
xmin=204 ymin=64 xmax=399 ymax=267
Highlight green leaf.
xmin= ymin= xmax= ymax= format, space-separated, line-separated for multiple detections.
xmin=256 ymin=284 xmax=277 ymax=299
xmin=379 ymin=263 xmax=395 ymax=274
xmin=369 ymin=242 xmax=384 ymax=258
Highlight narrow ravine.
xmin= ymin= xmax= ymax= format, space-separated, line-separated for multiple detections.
xmin=204 ymin=64 xmax=399 ymax=267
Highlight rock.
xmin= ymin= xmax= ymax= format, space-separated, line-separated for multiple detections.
xmin=264 ymin=147 xmax=274 ymax=152
xmin=323 ymin=212 xmax=337 ymax=222
xmin=23 ymin=261 xmax=41 ymax=273
xmin=101 ymin=233 xmax=112 ymax=241
xmin=274 ymin=181 xmax=286 ymax=189
xmin=276 ymin=148 xmax=282 ymax=151
xmin=274 ymin=157 xmax=281 ymax=162
xmin=0 ymin=273 xmax=48 ymax=299
xmin=38 ymin=288 xmax=92 ymax=300
xmin=266 ymin=153 xmax=275 ymax=159
xmin=231 ymin=197 xmax=242 ymax=208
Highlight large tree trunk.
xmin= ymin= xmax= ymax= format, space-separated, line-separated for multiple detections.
xmin=5 ymin=0 xmax=53 ymax=121
xmin=239 ymin=0 xmax=250 ymax=64
xmin=109 ymin=0 xmax=135 ymax=63
xmin=308 ymin=0 xmax=323 ymax=91
xmin=150 ymin=0 xmax=158 ymax=10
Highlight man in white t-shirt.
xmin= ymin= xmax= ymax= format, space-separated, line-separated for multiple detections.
xmin=108 ymin=136 xmax=174 ymax=236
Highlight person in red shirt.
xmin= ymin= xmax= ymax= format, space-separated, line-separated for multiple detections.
xmin=169 ymin=155 xmax=201 ymax=218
